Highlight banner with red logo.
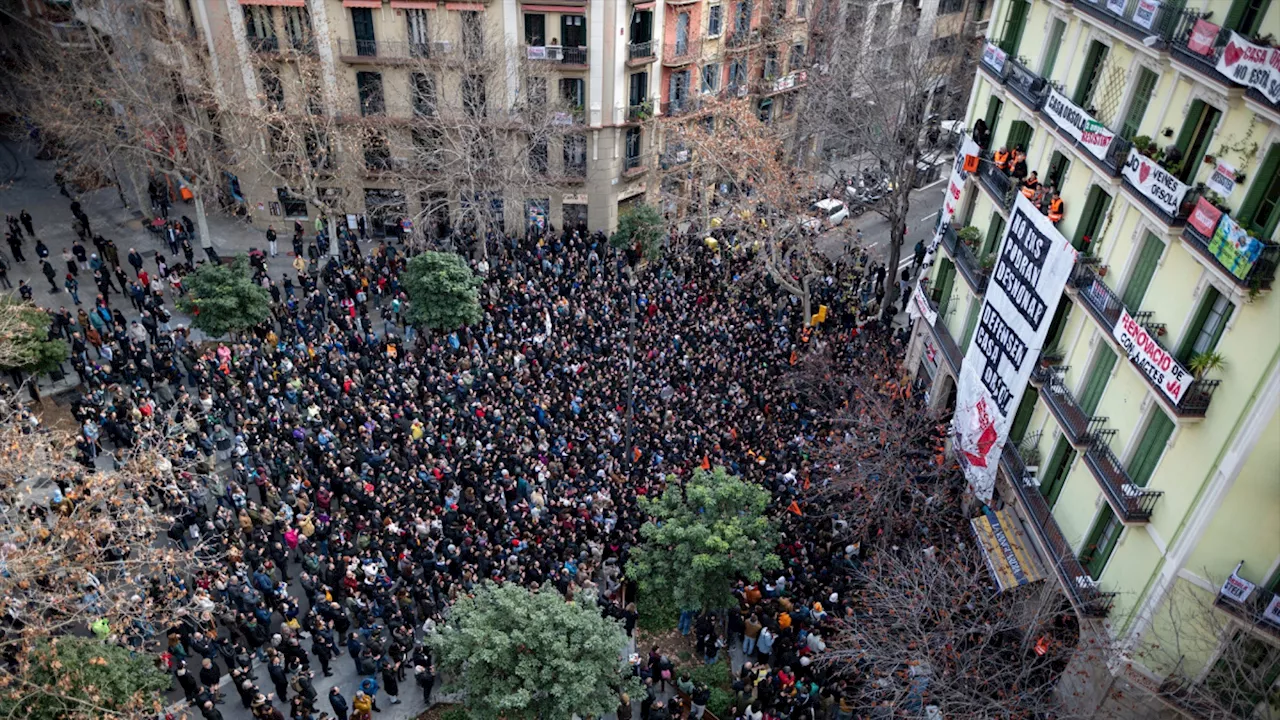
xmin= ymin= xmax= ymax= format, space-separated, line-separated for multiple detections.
xmin=1217 ymin=31 xmax=1280 ymax=105
xmin=1121 ymin=148 xmax=1189 ymax=217
xmin=1187 ymin=19 xmax=1219 ymax=56
xmin=1113 ymin=309 xmax=1192 ymax=405
xmin=1132 ymin=0 xmax=1160 ymax=29
xmin=1188 ymin=197 xmax=1223 ymax=237
xmin=1043 ymin=89 xmax=1115 ymax=162
xmin=953 ymin=195 xmax=1077 ymax=501
xmin=1220 ymin=563 xmax=1256 ymax=603
xmin=926 ymin=135 xmax=982 ymax=257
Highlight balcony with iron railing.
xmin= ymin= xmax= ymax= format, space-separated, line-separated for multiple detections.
xmin=661 ymin=97 xmax=705 ymax=117
xmin=526 ymin=45 xmax=589 ymax=66
xmin=725 ymin=28 xmax=761 ymax=49
xmin=338 ymin=38 xmax=431 ymax=63
xmin=1214 ymin=572 xmax=1280 ymax=643
xmin=1181 ymin=209 xmax=1280 ymax=293
xmin=662 ymin=38 xmax=702 ymax=66
xmin=919 ymin=283 xmax=964 ymax=372
xmin=939 ymin=224 xmax=991 ymax=294
xmin=628 ymin=39 xmax=656 ymax=63
xmin=1005 ymin=56 xmax=1050 ymax=110
xmin=623 ymin=152 xmax=647 ymax=174
xmin=1169 ymin=9 xmax=1233 ymax=86
xmin=249 ymin=35 xmax=279 ymax=53
xmin=1117 ymin=153 xmax=1201 ymax=227
xmin=1069 ymin=263 xmax=1221 ymax=418
xmin=1082 ymin=429 xmax=1164 ymax=523
xmin=1074 ymin=0 xmax=1181 ymax=49
xmin=1000 ymin=445 xmax=1116 ymax=618
xmin=975 ymin=150 xmax=1016 ymax=210
xmin=1031 ymin=366 xmax=1092 ymax=446
xmin=627 ymin=101 xmax=654 ymax=123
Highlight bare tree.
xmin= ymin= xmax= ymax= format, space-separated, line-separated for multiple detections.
xmin=16 ymin=1 xmax=234 ymax=248
xmin=660 ymin=98 xmax=829 ymax=319
xmin=387 ymin=40 xmax=590 ymax=253
xmin=800 ymin=10 xmax=977 ymax=318
xmin=0 ymin=397 xmax=210 ymax=717
xmin=820 ymin=545 xmax=1087 ymax=719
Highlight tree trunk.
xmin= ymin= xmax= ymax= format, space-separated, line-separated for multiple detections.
xmin=327 ymin=212 xmax=340 ymax=257
xmin=193 ymin=194 xmax=213 ymax=249
xmin=881 ymin=195 xmax=909 ymax=322
xmin=801 ymin=275 xmax=813 ymax=325
xmin=130 ymin=167 xmax=150 ymax=214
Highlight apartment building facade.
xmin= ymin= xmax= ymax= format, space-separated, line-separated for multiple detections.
xmin=905 ymin=0 xmax=1280 ymax=713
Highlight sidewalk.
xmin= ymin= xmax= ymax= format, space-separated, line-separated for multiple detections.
xmin=0 ymin=141 xmax=350 ymax=399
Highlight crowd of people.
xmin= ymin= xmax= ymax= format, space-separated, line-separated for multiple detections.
xmin=6 ymin=193 xmax=954 ymax=720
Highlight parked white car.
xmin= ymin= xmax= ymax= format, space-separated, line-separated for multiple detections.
xmin=811 ymin=198 xmax=849 ymax=227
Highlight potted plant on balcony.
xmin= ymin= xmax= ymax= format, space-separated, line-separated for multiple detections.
xmin=979 ymin=253 xmax=996 ymax=274
xmin=1188 ymin=350 xmax=1226 ymax=380
xmin=957 ymin=225 xmax=981 ymax=250
xmin=1038 ymin=343 xmax=1065 ymax=368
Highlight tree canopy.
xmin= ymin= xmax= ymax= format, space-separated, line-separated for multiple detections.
xmin=610 ymin=203 xmax=665 ymax=263
xmin=177 ymin=256 xmax=271 ymax=337
xmin=426 ymin=582 xmax=639 ymax=720
xmin=403 ymin=251 xmax=483 ymax=331
xmin=0 ymin=300 xmax=68 ymax=375
xmin=627 ymin=466 xmax=781 ymax=613
xmin=0 ymin=638 xmax=171 ymax=720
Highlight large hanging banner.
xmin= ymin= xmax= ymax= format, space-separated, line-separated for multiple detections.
xmin=1043 ymin=89 xmax=1115 ymax=162
xmin=1217 ymin=32 xmax=1280 ymax=105
xmin=953 ymin=194 xmax=1078 ymax=501
xmin=1121 ymin=148 xmax=1190 ymax=217
xmin=1113 ymin=309 xmax=1192 ymax=404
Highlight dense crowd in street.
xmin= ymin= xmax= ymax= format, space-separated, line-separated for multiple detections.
xmin=4 ymin=195 xmax=946 ymax=720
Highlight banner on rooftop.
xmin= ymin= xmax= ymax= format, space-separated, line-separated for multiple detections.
xmin=953 ymin=194 xmax=1077 ymax=502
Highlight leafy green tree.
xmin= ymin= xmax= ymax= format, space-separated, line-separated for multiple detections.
xmin=177 ymin=256 xmax=271 ymax=338
xmin=0 ymin=637 xmax=171 ymax=720
xmin=403 ymin=251 xmax=483 ymax=331
xmin=426 ymin=582 xmax=640 ymax=720
xmin=0 ymin=299 xmax=68 ymax=375
xmin=628 ymin=466 xmax=781 ymax=614
xmin=609 ymin=203 xmax=664 ymax=262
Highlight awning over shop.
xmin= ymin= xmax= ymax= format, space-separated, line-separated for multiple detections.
xmin=240 ymin=0 xmax=306 ymax=6
xmin=971 ymin=508 xmax=1046 ymax=592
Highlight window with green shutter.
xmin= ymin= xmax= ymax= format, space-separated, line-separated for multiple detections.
xmin=1080 ymin=506 xmax=1122 ymax=580
xmin=1009 ymin=389 xmax=1039 ymax=446
xmin=1174 ymin=100 xmax=1222 ymax=184
xmin=1040 ymin=436 xmax=1074 ymax=508
xmin=1120 ymin=67 xmax=1158 ymax=141
xmin=985 ymin=96 xmax=1004 ymax=143
xmin=1204 ymin=631 xmax=1280 ymax=717
xmin=1040 ymin=18 xmax=1066 ymax=80
xmin=961 ymin=299 xmax=982 ymax=352
xmin=1126 ymin=411 xmax=1174 ymax=487
xmin=1074 ymin=185 xmax=1112 ymax=251
xmin=1177 ymin=287 xmax=1234 ymax=364
xmin=1225 ymin=0 xmax=1272 ymax=35
xmin=1120 ymin=232 xmax=1164 ymax=312
xmin=934 ymin=258 xmax=957 ymax=318
xmin=982 ymin=213 xmax=1006 ymax=257
xmin=1240 ymin=143 xmax=1280 ymax=241
xmin=998 ymin=0 xmax=1030 ymax=56
xmin=1078 ymin=346 xmax=1117 ymax=417
xmin=1047 ymin=151 xmax=1071 ymax=192
xmin=1074 ymin=41 xmax=1109 ymax=109
xmin=1006 ymin=120 xmax=1033 ymax=155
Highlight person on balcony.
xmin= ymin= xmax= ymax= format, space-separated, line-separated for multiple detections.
xmin=993 ymin=146 xmax=1010 ymax=172
xmin=973 ymin=119 xmax=990 ymax=149
xmin=1047 ymin=189 xmax=1064 ymax=225
xmin=1020 ymin=171 xmax=1041 ymax=200
xmin=1010 ymin=146 xmax=1028 ymax=181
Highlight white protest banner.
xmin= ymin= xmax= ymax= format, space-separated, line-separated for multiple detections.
xmin=953 ymin=194 xmax=1077 ymax=501
xmin=1121 ymin=148 xmax=1190 ymax=217
xmin=1206 ymin=159 xmax=1238 ymax=198
xmin=1105 ymin=0 xmax=1126 ymax=14
xmin=1043 ymin=89 xmax=1115 ymax=162
xmin=1265 ymin=594 xmax=1280 ymax=626
xmin=908 ymin=278 xmax=939 ymax=326
xmin=1220 ymin=566 xmax=1256 ymax=603
xmin=1217 ymin=31 xmax=1280 ymax=105
xmin=982 ymin=42 xmax=1007 ymax=74
xmin=928 ymin=135 xmax=982 ymax=254
xmin=1133 ymin=0 xmax=1160 ymax=29
xmin=1114 ymin=309 xmax=1192 ymax=405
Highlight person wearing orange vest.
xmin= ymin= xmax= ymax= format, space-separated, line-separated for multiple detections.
xmin=993 ymin=147 xmax=1010 ymax=172
xmin=1020 ymin=171 xmax=1041 ymax=199
xmin=1047 ymin=189 xmax=1064 ymax=224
